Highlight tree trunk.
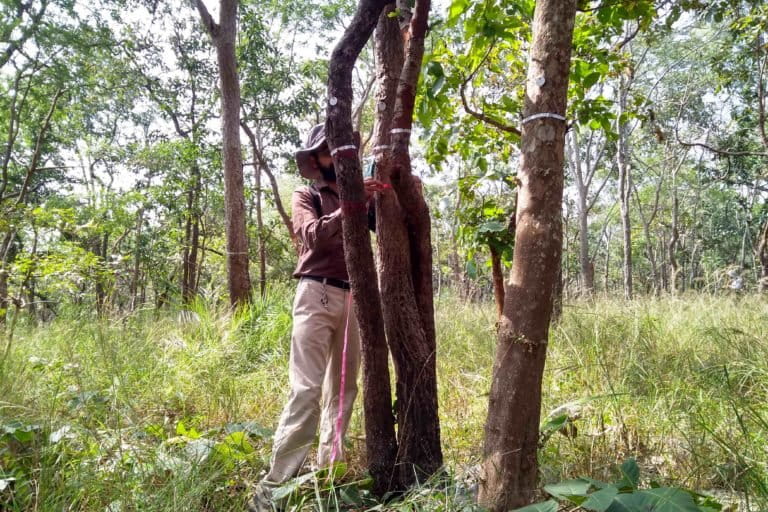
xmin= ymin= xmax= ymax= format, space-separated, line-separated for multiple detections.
xmin=668 ymin=168 xmax=680 ymax=294
xmin=326 ymin=0 xmax=399 ymax=496
xmin=196 ymin=0 xmax=252 ymax=307
xmin=181 ymin=167 xmax=200 ymax=304
xmin=489 ymin=244 xmax=504 ymax=318
xmin=568 ymin=130 xmax=595 ymax=294
xmin=95 ymin=232 xmax=109 ymax=316
xmin=373 ymin=1 xmax=442 ymax=484
xmin=130 ymin=207 xmax=145 ymax=310
xmin=242 ymin=123 xmax=278 ymax=294
xmin=757 ymin=216 xmax=768 ymax=292
xmin=617 ymin=75 xmax=633 ymax=300
xmin=478 ymin=0 xmax=576 ymax=509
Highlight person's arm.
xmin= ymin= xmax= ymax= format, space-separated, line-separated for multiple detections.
xmin=292 ymin=188 xmax=342 ymax=250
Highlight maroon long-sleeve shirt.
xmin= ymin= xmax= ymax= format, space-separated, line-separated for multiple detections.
xmin=292 ymin=179 xmax=348 ymax=281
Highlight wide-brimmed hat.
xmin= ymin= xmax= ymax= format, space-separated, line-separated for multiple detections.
xmin=295 ymin=124 xmax=361 ymax=180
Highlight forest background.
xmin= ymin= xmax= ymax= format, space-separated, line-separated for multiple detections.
xmin=1 ymin=0 xmax=767 ymax=510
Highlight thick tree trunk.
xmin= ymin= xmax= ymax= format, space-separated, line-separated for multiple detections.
xmin=196 ymin=0 xmax=252 ymax=307
xmin=373 ymin=1 xmax=442 ymax=484
xmin=478 ymin=0 xmax=576 ymax=509
xmin=326 ymin=0 xmax=399 ymax=496
xmin=617 ymin=76 xmax=633 ymax=299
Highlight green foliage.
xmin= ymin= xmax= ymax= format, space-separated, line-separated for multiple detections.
xmin=2 ymin=292 xmax=767 ymax=509
xmin=519 ymin=458 xmax=721 ymax=512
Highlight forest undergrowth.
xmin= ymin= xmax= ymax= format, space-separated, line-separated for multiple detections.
xmin=1 ymin=289 xmax=766 ymax=511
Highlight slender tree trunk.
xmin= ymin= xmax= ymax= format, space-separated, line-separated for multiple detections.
xmin=196 ymin=0 xmax=252 ymax=307
xmin=326 ymin=0 xmax=399 ymax=495
xmin=489 ymin=244 xmax=505 ymax=318
xmin=130 ymin=207 xmax=145 ymax=310
xmin=568 ymin=131 xmax=595 ymax=294
xmin=617 ymin=76 xmax=633 ymax=299
xmin=0 ymin=269 xmax=7 ymax=323
xmin=669 ymin=168 xmax=680 ymax=294
xmin=95 ymin=233 xmax=109 ymax=316
xmin=241 ymin=123 xmax=276 ymax=293
xmin=478 ymin=0 xmax=576 ymax=509
xmin=757 ymin=216 xmax=768 ymax=292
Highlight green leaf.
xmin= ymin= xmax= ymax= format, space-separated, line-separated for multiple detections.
xmin=513 ymin=499 xmax=559 ymax=512
xmin=544 ymin=478 xmax=592 ymax=503
xmin=225 ymin=421 xmax=273 ymax=439
xmin=607 ymin=488 xmax=699 ymax=512
xmin=583 ymin=71 xmax=602 ymax=89
xmin=222 ymin=431 xmax=255 ymax=454
xmin=448 ymin=0 xmax=469 ymax=23
xmin=582 ymin=485 xmax=620 ymax=512
xmin=272 ymin=471 xmax=316 ymax=501
xmin=540 ymin=413 xmax=568 ymax=434
xmin=615 ymin=458 xmax=640 ymax=490
xmin=478 ymin=220 xmax=506 ymax=233
xmin=176 ymin=420 xmax=201 ymax=440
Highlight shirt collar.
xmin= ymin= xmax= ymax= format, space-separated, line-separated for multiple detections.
xmin=314 ymin=177 xmax=337 ymax=194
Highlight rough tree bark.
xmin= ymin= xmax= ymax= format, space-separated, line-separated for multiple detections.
xmin=325 ymin=0 xmax=399 ymax=496
xmin=195 ymin=0 xmax=252 ymax=306
xmin=478 ymin=0 xmax=576 ymax=509
xmin=489 ymin=244 xmax=505 ymax=318
xmin=373 ymin=1 xmax=443 ymax=485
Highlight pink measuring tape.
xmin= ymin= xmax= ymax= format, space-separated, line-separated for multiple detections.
xmin=330 ymin=290 xmax=353 ymax=464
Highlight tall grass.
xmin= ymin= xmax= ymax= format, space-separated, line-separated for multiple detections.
xmin=1 ymin=290 xmax=766 ymax=510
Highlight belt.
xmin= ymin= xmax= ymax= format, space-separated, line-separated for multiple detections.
xmin=301 ymin=275 xmax=351 ymax=290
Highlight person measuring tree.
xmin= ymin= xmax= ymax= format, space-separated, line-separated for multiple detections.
xmin=248 ymin=124 xmax=386 ymax=512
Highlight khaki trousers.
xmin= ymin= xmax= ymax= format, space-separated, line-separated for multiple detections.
xmin=263 ymin=278 xmax=361 ymax=486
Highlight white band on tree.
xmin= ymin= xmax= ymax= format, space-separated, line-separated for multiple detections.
xmin=521 ymin=112 xmax=567 ymax=124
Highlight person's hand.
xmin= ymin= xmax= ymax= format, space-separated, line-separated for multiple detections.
xmin=364 ymin=178 xmax=390 ymax=201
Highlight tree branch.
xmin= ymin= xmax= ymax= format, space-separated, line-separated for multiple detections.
xmin=193 ymin=0 xmax=219 ymax=38
xmin=458 ymin=39 xmax=521 ymax=136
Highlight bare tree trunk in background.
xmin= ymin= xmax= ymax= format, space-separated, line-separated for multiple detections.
xmin=478 ymin=0 xmax=576 ymax=508
xmin=489 ymin=244 xmax=504 ymax=318
xmin=241 ymin=121 xmax=298 ymax=253
xmin=130 ymin=207 xmax=145 ymax=309
xmin=196 ymin=0 xmax=252 ymax=307
xmin=757 ymin=216 xmax=768 ymax=292
xmin=95 ymin=233 xmax=109 ymax=316
xmin=181 ymin=165 xmax=201 ymax=304
xmin=668 ymin=165 xmax=680 ymax=294
xmin=326 ymin=0 xmax=399 ymax=496
xmin=568 ymin=130 xmax=594 ymax=294
xmin=617 ymin=75 xmax=633 ymax=299
xmin=241 ymin=125 xmax=266 ymax=296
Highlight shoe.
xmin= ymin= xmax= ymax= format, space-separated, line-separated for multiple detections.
xmin=246 ymin=483 xmax=278 ymax=512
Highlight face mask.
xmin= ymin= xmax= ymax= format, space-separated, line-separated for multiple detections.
xmin=319 ymin=163 xmax=336 ymax=182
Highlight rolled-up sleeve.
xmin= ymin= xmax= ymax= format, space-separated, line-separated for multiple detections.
xmin=292 ymin=188 xmax=342 ymax=250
